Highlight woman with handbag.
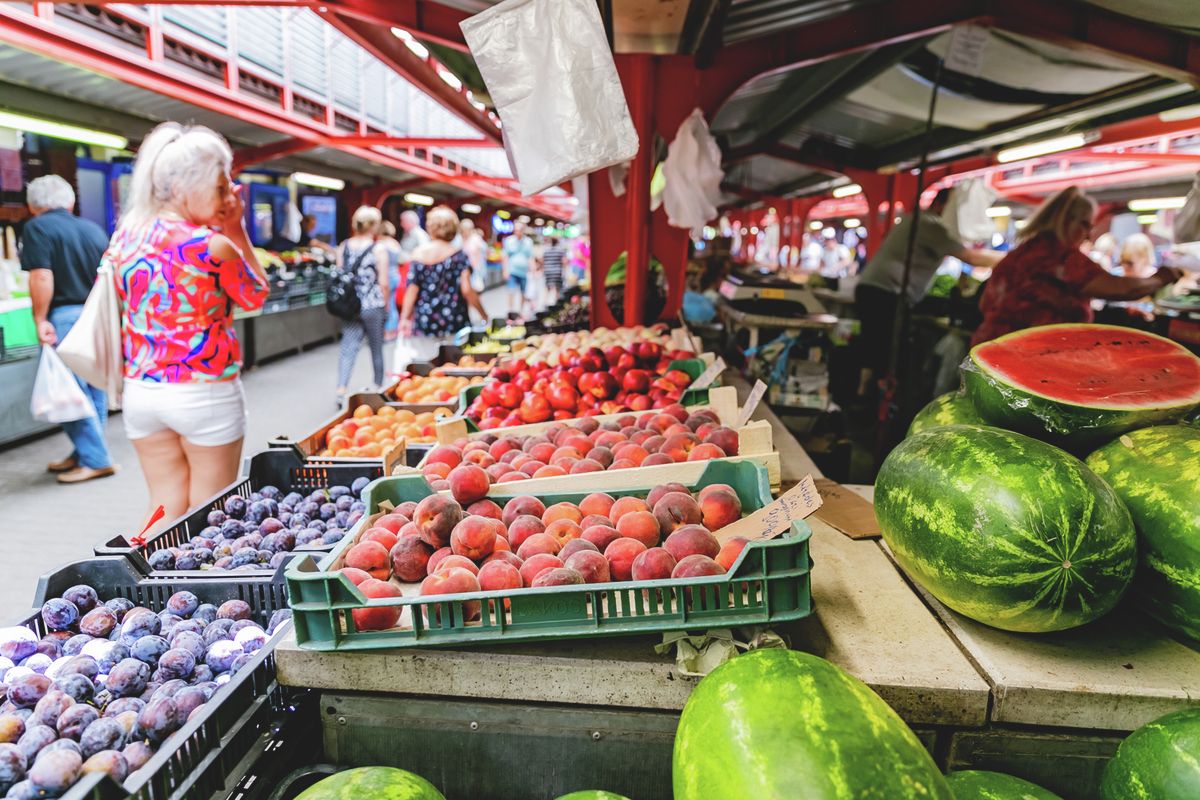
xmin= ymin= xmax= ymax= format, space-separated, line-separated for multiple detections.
xmin=333 ymin=206 xmax=390 ymax=402
xmin=102 ymin=122 xmax=268 ymax=528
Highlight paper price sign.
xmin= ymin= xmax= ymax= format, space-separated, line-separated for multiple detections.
xmin=716 ymin=475 xmax=824 ymax=544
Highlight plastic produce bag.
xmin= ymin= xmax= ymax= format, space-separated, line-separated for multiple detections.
xmin=944 ymin=178 xmax=996 ymax=243
xmin=461 ymin=0 xmax=639 ymax=196
xmin=30 ymin=345 xmax=95 ymax=424
xmin=1174 ymin=171 xmax=1200 ymax=244
xmin=661 ymin=109 xmax=724 ymax=236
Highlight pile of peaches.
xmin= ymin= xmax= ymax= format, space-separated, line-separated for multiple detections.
xmin=339 ymin=482 xmax=753 ymax=631
xmin=419 ymin=404 xmax=739 ymax=490
xmin=388 ymin=371 xmax=486 ymax=405
xmin=320 ymin=404 xmax=454 ymax=456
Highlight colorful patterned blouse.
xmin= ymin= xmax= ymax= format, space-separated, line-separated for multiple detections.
xmin=108 ymin=216 xmax=268 ymax=383
xmin=410 ymin=251 xmax=471 ymax=337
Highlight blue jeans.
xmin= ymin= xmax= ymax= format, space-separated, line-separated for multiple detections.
xmin=385 ymin=264 xmax=401 ymax=334
xmin=49 ymin=304 xmax=112 ymax=469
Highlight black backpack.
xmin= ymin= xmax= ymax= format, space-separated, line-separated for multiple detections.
xmin=326 ymin=245 xmax=367 ymax=321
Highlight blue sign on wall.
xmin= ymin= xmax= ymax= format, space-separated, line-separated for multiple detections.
xmin=492 ymin=213 xmax=515 ymax=235
xmin=302 ymin=195 xmax=339 ymax=246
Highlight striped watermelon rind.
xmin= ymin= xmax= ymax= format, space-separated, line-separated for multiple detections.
xmin=554 ymin=793 xmax=632 ymax=800
xmin=1086 ymin=425 xmax=1200 ymax=644
xmin=946 ymin=770 xmax=1064 ymax=799
xmin=294 ymin=767 xmax=445 ymax=800
xmin=963 ymin=324 xmax=1200 ymax=451
xmin=672 ymin=649 xmax=953 ymax=799
xmin=1100 ymin=707 xmax=1200 ymax=799
xmin=908 ymin=391 xmax=986 ymax=436
xmin=876 ymin=425 xmax=1136 ymax=633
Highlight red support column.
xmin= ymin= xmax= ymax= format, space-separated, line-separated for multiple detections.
xmin=621 ymin=54 xmax=654 ymax=328
xmin=587 ymin=170 xmax=625 ymax=329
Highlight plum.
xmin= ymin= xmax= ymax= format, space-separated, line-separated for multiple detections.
xmin=0 ymin=629 xmax=37 ymax=664
xmin=171 ymin=687 xmax=206 ymax=720
xmin=217 ymin=601 xmax=251 ymax=622
xmin=282 ymin=491 xmax=304 ymax=508
xmin=328 ymin=485 xmax=349 ymax=499
xmin=118 ymin=610 xmax=161 ymax=644
xmin=232 ymin=626 xmax=266 ymax=655
xmin=80 ymin=749 xmax=127 ymax=783
xmin=351 ymin=476 xmax=370 ymax=496
xmin=155 ymin=650 xmax=194 ymax=682
xmin=39 ymin=600 xmax=78 ymax=633
xmin=0 ymin=717 xmax=24 ymax=746
xmin=5 ymin=780 xmax=34 ymax=799
xmin=223 ymin=496 xmax=248 ymax=519
xmin=55 ymin=704 xmax=97 ymax=742
xmin=103 ymin=598 xmax=134 ymax=622
xmin=55 ymin=656 xmax=97 ymax=683
xmin=261 ymin=485 xmax=283 ymax=501
xmin=28 ymin=748 xmax=81 ymax=795
xmin=14 ymin=725 xmax=55 ymax=763
xmin=244 ymin=500 xmax=268 ymax=525
xmin=230 ymin=550 xmax=259 ymax=569
xmin=0 ymin=743 xmax=25 ymax=792
xmin=229 ymin=653 xmax=255 ymax=674
xmin=147 ymin=550 xmax=176 ymax=571
xmin=60 ymin=586 xmax=98 ymax=615
xmin=174 ymin=553 xmax=200 ymax=571
xmin=52 ymin=674 xmax=93 ymax=705
xmin=130 ymin=636 xmax=169 ymax=667
xmin=321 ymin=531 xmax=345 ymax=545
xmin=82 ymin=641 xmax=128 ymax=674
xmin=32 ymin=641 xmax=59 ymax=662
xmin=220 ymin=519 xmax=246 ymax=538
xmin=124 ymin=741 xmax=155 ymax=775
xmin=260 ymin=518 xmax=285 ymax=536
xmin=112 ymin=710 xmax=139 ymax=736
xmin=3 ymin=667 xmax=33 ymax=684
xmin=102 ymin=698 xmax=143 ymax=719
xmin=192 ymin=605 xmax=217 ymax=625
xmin=79 ymin=717 xmax=125 ymax=759
xmin=266 ymin=610 xmax=291 ymax=636
xmin=61 ymin=636 xmax=90 ymax=661
xmin=19 ymin=656 xmax=50 ymax=676
xmin=206 ymin=509 xmax=227 ymax=527
xmin=28 ymin=691 xmax=71 ymax=729
xmin=78 ymin=608 xmax=116 ymax=640
xmin=334 ymin=495 xmax=353 ymax=513
xmin=167 ymin=633 xmax=205 ymax=664
xmin=40 ymin=738 xmax=81 ymax=757
xmin=205 ymin=641 xmax=242 ymax=674
xmin=104 ymin=659 xmax=150 ymax=698
xmin=150 ymin=680 xmax=186 ymax=701
xmin=6 ymin=676 xmax=49 ymax=710
xmin=191 ymin=665 xmax=214 ymax=684
xmin=135 ymin=697 xmax=179 ymax=744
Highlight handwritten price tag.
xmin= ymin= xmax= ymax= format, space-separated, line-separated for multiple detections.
xmin=690 ymin=358 xmax=726 ymax=390
xmin=715 ymin=475 xmax=824 ymax=544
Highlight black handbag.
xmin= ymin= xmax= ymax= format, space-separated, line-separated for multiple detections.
xmin=326 ymin=245 xmax=367 ymax=321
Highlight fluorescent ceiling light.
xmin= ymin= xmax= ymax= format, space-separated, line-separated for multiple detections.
xmin=534 ymin=218 xmax=545 ymax=226
xmin=1135 ymin=214 xmax=1159 ymax=225
xmin=843 ymin=218 xmax=860 ymax=228
xmin=0 ymin=110 xmax=127 ymax=149
xmin=808 ymin=220 xmax=823 ymax=230
xmin=1128 ymin=196 xmax=1185 ymax=211
xmin=460 ymin=203 xmax=482 ymax=214
xmin=390 ymin=27 xmax=429 ymax=59
xmin=292 ymin=172 xmax=344 ymax=191
xmin=437 ymin=67 xmax=462 ymax=91
xmin=832 ymin=183 xmax=862 ymax=198
xmin=997 ymin=133 xmax=1088 ymax=163
xmin=517 ymin=214 xmax=531 ymax=223
xmin=1014 ymin=220 xmax=1027 ymax=229
xmin=985 ymin=206 xmax=1011 ymax=218
xmin=1159 ymin=104 xmax=1200 ymax=122
xmin=403 ymin=193 xmax=434 ymax=206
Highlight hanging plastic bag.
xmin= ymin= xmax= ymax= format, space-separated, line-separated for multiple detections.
xmin=31 ymin=345 xmax=96 ymax=424
xmin=1174 ymin=171 xmax=1200 ymax=243
xmin=944 ymin=178 xmax=996 ymax=243
xmin=460 ymin=0 xmax=639 ymax=196
xmin=661 ymin=109 xmax=725 ymax=237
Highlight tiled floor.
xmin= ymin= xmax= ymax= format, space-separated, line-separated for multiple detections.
xmin=0 ymin=289 xmax=512 ymax=619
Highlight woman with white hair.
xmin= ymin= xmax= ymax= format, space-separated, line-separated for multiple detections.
xmin=104 ymin=122 xmax=268 ymax=528
xmin=335 ymin=205 xmax=390 ymax=399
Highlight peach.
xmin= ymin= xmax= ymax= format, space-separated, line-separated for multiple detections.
xmin=489 ymin=438 xmax=521 ymax=460
xmin=581 ymin=525 xmax=622 ymax=552
xmin=430 ymin=479 xmax=450 ymax=492
xmin=699 ymin=488 xmax=742 ymax=531
xmin=426 ymin=546 xmax=453 ymax=574
xmin=611 ymin=443 xmax=649 ymax=466
xmin=390 ymin=535 xmax=434 ymax=582
xmin=352 ymin=578 xmax=402 ymax=631
xmin=532 ymin=567 xmax=585 ymax=588
xmin=616 ymin=510 xmax=661 ymax=548
xmin=426 ymin=445 xmax=463 ymax=469
xmin=516 ymin=532 xmax=562 ymax=559
xmin=447 ymin=464 xmax=490 ymax=505
xmin=502 ymin=495 xmax=546 ymax=525
xmin=423 ymin=462 xmax=452 ymax=481
xmin=695 ymin=422 xmax=718 ymax=439
xmin=609 ymin=496 xmax=650 ymax=524
xmin=528 ymin=442 xmax=557 ymax=463
xmin=559 ymin=538 xmax=599 ymax=561
xmin=435 ymin=554 xmax=480 ymax=575
xmin=497 ymin=472 xmax=528 ymax=483
xmin=697 ymin=483 xmax=736 ymax=501
xmin=671 ymin=554 xmax=725 ymax=579
xmin=478 ymin=560 xmax=523 ymax=592
xmin=551 ymin=446 xmax=583 ymax=463
xmin=648 ymin=413 xmax=678 ymax=434
xmin=574 ymin=417 xmax=599 ymax=435
xmin=564 ymin=550 xmax=610 ymax=583
xmin=507 ymin=515 xmax=546 ymax=550
xmin=450 ymin=517 xmax=498 ymax=560
xmin=492 ymin=535 xmax=511 ymax=552
xmin=519 ymin=553 xmax=564 ymax=586
xmin=579 ymin=514 xmax=611 ymax=531
xmin=511 ymin=454 xmax=534 ymax=471
xmin=542 ymin=502 xmax=584 ymax=526
xmin=485 ymin=463 xmax=511 ymax=482
xmin=413 ymin=494 xmax=464 ymax=549
xmin=652 ymin=492 xmax=703 ymax=534
xmin=594 ymin=431 xmax=626 ymax=449
xmin=642 ymin=435 xmax=667 ymax=453
xmin=620 ymin=426 xmax=640 ymax=438
xmin=395 ymin=501 xmax=419 ymax=518
xmin=715 ymin=536 xmax=752 ymax=571
xmin=467 ymin=499 xmax=503 ymax=520
xmin=647 ymin=482 xmax=690 ymax=509
xmin=545 ymin=519 xmax=583 ymax=548
xmin=463 ymin=439 xmax=490 ymax=454
xmin=339 ymin=567 xmax=372 ymax=586
xmin=631 ymin=547 xmax=677 ymax=581
xmin=664 ymin=525 xmax=721 ymax=562
xmin=569 ymin=459 xmax=605 ymax=474
xmin=421 ymin=567 xmax=481 ymax=623
xmin=661 ymin=432 xmax=700 ymax=462
xmin=561 ymin=434 xmax=592 ymax=454
xmin=604 ymin=538 xmax=647 ymax=581
xmin=686 ymin=410 xmax=720 ymax=431
xmin=663 ymin=423 xmax=691 ymax=437
xmin=518 ymin=460 xmax=547 ymax=476
xmin=533 ymin=464 xmax=569 ymax=479
xmin=662 ymin=403 xmax=689 ymax=423
xmin=642 ymin=453 xmax=673 ymax=466
xmin=483 ymin=550 xmax=524 ymax=570
xmin=585 ymin=446 xmax=614 ymax=467
xmin=361 ymin=526 xmax=399 ymax=552
xmin=704 ymin=429 xmax=739 ymax=455
xmin=463 ymin=450 xmax=496 ymax=468
xmin=374 ymin=514 xmax=410 ymax=534
xmin=399 ymin=521 xmax=421 ymax=539
xmin=609 ymin=458 xmax=637 ymax=470
xmin=345 ymin=541 xmax=390 ymax=580
xmin=499 ymin=450 xmax=522 ymax=465
xmin=688 ymin=443 xmax=727 ymax=462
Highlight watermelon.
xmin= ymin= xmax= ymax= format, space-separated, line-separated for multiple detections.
xmin=294 ymin=767 xmax=445 ymax=800
xmin=946 ymin=770 xmax=1064 ymax=799
xmin=554 ymin=793 xmax=631 ymax=800
xmin=876 ymin=425 xmax=1136 ymax=632
xmin=1100 ymin=707 xmax=1200 ymax=799
xmin=1086 ymin=425 xmax=1200 ymax=643
xmin=672 ymin=649 xmax=952 ymax=799
xmin=963 ymin=324 xmax=1200 ymax=450
xmin=908 ymin=391 xmax=986 ymax=436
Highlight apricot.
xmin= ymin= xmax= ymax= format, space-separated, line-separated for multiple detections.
xmin=671 ymin=554 xmax=725 ymax=579
xmin=631 ymin=547 xmax=677 ymax=581
xmin=467 ymin=499 xmax=503 ymax=520
xmin=545 ymin=519 xmax=583 ymax=548
xmin=564 ymin=550 xmax=610 ymax=583
xmin=664 ymin=525 xmax=721 ymax=562
xmin=502 ymin=495 xmax=546 ymax=525
xmin=450 ymin=517 xmax=498 ymax=560
xmin=426 ymin=546 xmax=453 ymax=575
xmin=344 ymin=541 xmax=390 ymax=580
xmin=516 ymin=532 xmax=562 ymax=560
xmin=699 ymin=488 xmax=742 ymax=531
xmin=352 ymin=578 xmax=402 ymax=631
xmin=339 ymin=567 xmax=372 ymax=586
xmin=390 ymin=535 xmax=434 ymax=582
xmin=616 ymin=511 xmax=661 ymax=548
xmin=435 ymin=554 xmax=480 ymax=575
xmin=604 ymin=538 xmax=647 ymax=581
xmin=507 ymin=515 xmax=546 ymax=550
xmin=413 ymin=494 xmax=464 ymax=549
xmin=421 ymin=567 xmax=481 ymax=623
xmin=581 ymin=524 xmax=622 ymax=552
xmin=519 ymin=553 xmax=564 ymax=586
xmin=609 ymin=496 xmax=650 ymax=524
xmin=715 ymin=536 xmax=752 ymax=571
xmin=361 ymin=526 xmax=399 ymax=552
xmin=532 ymin=567 xmax=585 ymax=588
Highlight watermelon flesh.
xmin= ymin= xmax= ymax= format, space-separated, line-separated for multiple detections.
xmin=964 ymin=324 xmax=1200 ymax=450
xmin=672 ymin=649 xmax=953 ymax=799
xmin=1100 ymin=707 xmax=1200 ymax=799
xmin=294 ymin=767 xmax=445 ymax=800
xmin=1086 ymin=425 xmax=1200 ymax=644
xmin=876 ymin=425 xmax=1136 ymax=633
xmin=908 ymin=391 xmax=986 ymax=436
xmin=946 ymin=770 xmax=1064 ymax=799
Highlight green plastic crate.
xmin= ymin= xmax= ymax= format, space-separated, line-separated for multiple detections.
xmin=285 ymin=460 xmax=812 ymax=651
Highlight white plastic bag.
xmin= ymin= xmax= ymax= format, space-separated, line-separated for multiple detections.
xmin=461 ymin=0 xmax=639 ymax=196
xmin=1174 ymin=171 xmax=1200 ymax=244
xmin=661 ymin=109 xmax=725 ymax=236
xmin=944 ymin=178 xmax=996 ymax=243
xmin=31 ymin=345 xmax=96 ymax=424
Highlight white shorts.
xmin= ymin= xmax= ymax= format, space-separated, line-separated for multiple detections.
xmin=122 ymin=378 xmax=247 ymax=446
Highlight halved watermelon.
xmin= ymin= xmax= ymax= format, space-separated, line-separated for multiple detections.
xmin=963 ymin=324 xmax=1200 ymax=450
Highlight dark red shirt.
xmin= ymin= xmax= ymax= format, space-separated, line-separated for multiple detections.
xmin=972 ymin=234 xmax=1105 ymax=346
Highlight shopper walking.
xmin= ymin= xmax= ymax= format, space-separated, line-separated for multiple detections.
xmin=502 ymin=221 xmax=534 ymax=315
xmin=335 ymin=206 xmax=390 ymax=400
xmin=106 ymin=122 xmax=268 ymax=527
xmin=972 ymin=187 xmax=1184 ymax=346
xmin=398 ymin=206 xmax=488 ymax=367
xmin=20 ymin=175 xmax=116 ymax=484
xmin=398 ymin=209 xmax=431 ymax=261
xmin=541 ymin=236 xmax=566 ymax=305
xmin=460 ymin=218 xmax=487 ymax=293
xmin=378 ymin=221 xmax=403 ymax=340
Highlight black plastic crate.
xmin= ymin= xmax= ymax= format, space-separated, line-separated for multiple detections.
xmin=94 ymin=449 xmax=383 ymax=583
xmin=22 ymin=556 xmax=291 ymax=800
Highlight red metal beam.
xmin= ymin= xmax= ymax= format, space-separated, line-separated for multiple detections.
xmin=320 ymin=0 xmax=470 ymax=52
xmin=232 ymin=137 xmax=314 ymax=171
xmin=326 ymin=135 xmax=496 ymax=149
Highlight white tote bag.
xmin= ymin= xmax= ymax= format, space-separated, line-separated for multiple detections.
xmin=57 ymin=264 xmax=124 ymax=403
xmin=31 ymin=345 xmax=95 ymax=424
